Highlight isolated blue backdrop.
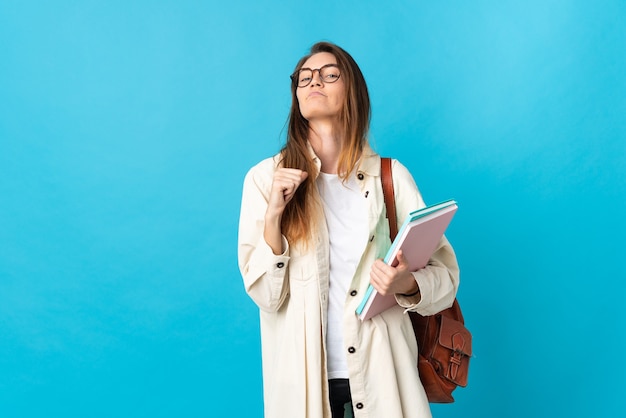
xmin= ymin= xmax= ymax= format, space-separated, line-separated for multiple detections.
xmin=1 ymin=1 xmax=625 ymax=417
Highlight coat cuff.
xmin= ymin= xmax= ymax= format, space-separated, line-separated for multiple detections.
xmin=395 ymin=272 xmax=422 ymax=307
xmin=258 ymin=234 xmax=290 ymax=270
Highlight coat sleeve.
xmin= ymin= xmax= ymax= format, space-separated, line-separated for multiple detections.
xmin=390 ymin=159 xmax=460 ymax=316
xmin=237 ymin=159 xmax=291 ymax=313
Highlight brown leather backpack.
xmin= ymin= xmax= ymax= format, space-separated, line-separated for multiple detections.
xmin=380 ymin=157 xmax=471 ymax=403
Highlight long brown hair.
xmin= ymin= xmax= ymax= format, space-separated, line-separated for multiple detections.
xmin=280 ymin=41 xmax=371 ymax=245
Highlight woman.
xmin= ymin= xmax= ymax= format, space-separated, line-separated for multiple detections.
xmin=238 ymin=42 xmax=459 ymax=418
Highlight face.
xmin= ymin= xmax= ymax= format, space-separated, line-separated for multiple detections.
xmin=295 ymin=52 xmax=345 ymax=123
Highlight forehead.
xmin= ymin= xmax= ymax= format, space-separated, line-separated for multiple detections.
xmin=302 ymin=52 xmax=337 ymax=69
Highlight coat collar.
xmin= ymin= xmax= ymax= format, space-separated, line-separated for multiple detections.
xmin=357 ymin=144 xmax=382 ymax=177
xmin=305 ymin=142 xmax=381 ymax=178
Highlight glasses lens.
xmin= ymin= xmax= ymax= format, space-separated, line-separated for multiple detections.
xmin=320 ymin=66 xmax=340 ymax=83
xmin=297 ymin=69 xmax=313 ymax=87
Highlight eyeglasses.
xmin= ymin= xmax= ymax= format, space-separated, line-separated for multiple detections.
xmin=290 ymin=64 xmax=341 ymax=88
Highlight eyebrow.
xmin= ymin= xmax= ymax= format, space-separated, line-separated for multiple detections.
xmin=299 ymin=63 xmax=339 ymax=71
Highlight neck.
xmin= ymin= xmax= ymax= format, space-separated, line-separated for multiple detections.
xmin=308 ymin=121 xmax=342 ymax=174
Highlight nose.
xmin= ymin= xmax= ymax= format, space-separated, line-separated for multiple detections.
xmin=310 ymin=69 xmax=323 ymax=86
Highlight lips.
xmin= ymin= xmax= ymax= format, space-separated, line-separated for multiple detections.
xmin=307 ymin=91 xmax=326 ymax=99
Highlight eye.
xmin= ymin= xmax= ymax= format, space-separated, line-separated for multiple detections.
xmin=321 ymin=66 xmax=340 ymax=81
xmin=297 ymin=70 xmax=313 ymax=84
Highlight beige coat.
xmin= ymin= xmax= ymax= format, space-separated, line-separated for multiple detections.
xmin=238 ymin=145 xmax=460 ymax=418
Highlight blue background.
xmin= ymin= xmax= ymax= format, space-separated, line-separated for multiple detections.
xmin=1 ymin=1 xmax=625 ymax=417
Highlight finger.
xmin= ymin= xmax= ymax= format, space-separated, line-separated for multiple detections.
xmin=276 ymin=168 xmax=308 ymax=183
xmin=369 ymin=272 xmax=385 ymax=294
xmin=273 ymin=171 xmax=308 ymax=195
xmin=371 ymin=263 xmax=393 ymax=286
xmin=282 ymin=185 xmax=296 ymax=201
xmin=371 ymin=273 xmax=391 ymax=296
xmin=372 ymin=258 xmax=393 ymax=276
xmin=272 ymin=177 xmax=298 ymax=193
xmin=396 ymin=250 xmax=409 ymax=269
xmin=279 ymin=168 xmax=306 ymax=176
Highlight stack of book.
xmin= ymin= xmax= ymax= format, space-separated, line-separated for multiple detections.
xmin=356 ymin=199 xmax=458 ymax=321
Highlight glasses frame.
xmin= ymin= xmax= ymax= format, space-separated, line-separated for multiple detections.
xmin=290 ymin=64 xmax=342 ymax=88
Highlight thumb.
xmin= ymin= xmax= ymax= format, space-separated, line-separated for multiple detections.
xmin=396 ymin=250 xmax=409 ymax=268
xmin=300 ymin=171 xmax=309 ymax=182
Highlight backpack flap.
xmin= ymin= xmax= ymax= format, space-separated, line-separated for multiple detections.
xmin=437 ymin=315 xmax=472 ymax=387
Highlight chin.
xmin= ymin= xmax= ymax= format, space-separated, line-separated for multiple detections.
xmin=301 ymin=110 xmax=340 ymax=121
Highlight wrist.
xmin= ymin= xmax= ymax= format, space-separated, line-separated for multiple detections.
xmin=400 ymin=278 xmax=420 ymax=297
xmin=401 ymin=287 xmax=420 ymax=297
xmin=264 ymin=211 xmax=282 ymax=226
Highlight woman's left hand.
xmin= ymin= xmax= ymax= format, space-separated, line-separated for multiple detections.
xmin=369 ymin=250 xmax=419 ymax=296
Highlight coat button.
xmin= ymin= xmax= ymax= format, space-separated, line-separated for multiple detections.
xmin=350 ymin=290 xmax=357 ymax=297
xmin=276 ymin=262 xmax=284 ymax=268
xmin=357 ymin=173 xmax=364 ymax=180
xmin=355 ymin=402 xmax=364 ymax=409
xmin=348 ymin=346 xmax=356 ymax=354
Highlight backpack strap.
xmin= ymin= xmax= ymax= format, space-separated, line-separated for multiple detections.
xmin=380 ymin=157 xmax=398 ymax=240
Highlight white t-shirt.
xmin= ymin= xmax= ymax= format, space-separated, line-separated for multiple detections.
xmin=316 ymin=171 xmax=368 ymax=379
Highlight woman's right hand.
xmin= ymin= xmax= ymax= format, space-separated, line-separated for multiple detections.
xmin=266 ymin=168 xmax=309 ymax=218
xmin=264 ymin=168 xmax=308 ymax=254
